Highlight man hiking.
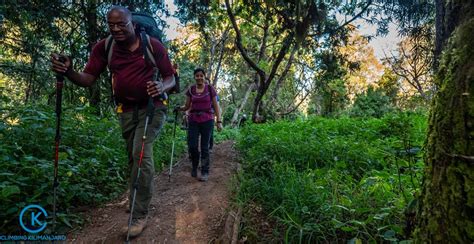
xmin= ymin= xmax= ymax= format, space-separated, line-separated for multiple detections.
xmin=51 ymin=6 xmax=175 ymax=238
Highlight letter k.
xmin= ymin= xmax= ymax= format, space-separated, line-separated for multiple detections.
xmin=31 ymin=212 xmax=43 ymax=226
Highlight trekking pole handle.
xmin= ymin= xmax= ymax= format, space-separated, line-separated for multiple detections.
xmin=54 ymin=57 xmax=66 ymax=132
xmin=152 ymin=67 xmax=168 ymax=102
xmin=146 ymin=69 xmax=160 ymax=121
xmin=55 ymin=57 xmax=66 ymax=82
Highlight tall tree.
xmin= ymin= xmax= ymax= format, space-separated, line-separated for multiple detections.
xmin=81 ymin=1 xmax=102 ymax=114
xmin=338 ymin=27 xmax=384 ymax=102
xmin=175 ymin=0 xmax=230 ymax=86
xmin=416 ymin=1 xmax=474 ymax=242
xmin=223 ymin=0 xmax=411 ymax=122
xmin=0 ymin=1 xmax=63 ymax=104
xmin=385 ymin=25 xmax=434 ymax=103
xmin=224 ymin=0 xmax=321 ymax=122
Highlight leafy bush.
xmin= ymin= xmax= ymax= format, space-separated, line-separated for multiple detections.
xmin=214 ymin=126 xmax=240 ymax=143
xmin=349 ymin=87 xmax=394 ymax=118
xmin=0 ymin=105 xmax=186 ymax=233
xmin=235 ymin=112 xmax=427 ymax=242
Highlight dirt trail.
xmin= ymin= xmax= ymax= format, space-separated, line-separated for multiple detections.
xmin=69 ymin=140 xmax=239 ymax=243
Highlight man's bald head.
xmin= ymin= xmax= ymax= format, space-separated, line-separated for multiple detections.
xmin=106 ymin=6 xmax=136 ymax=43
xmin=107 ymin=6 xmax=132 ymax=21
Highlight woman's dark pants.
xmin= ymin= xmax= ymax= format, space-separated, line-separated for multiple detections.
xmin=187 ymin=120 xmax=214 ymax=174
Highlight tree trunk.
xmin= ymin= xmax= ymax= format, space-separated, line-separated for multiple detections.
xmin=211 ymin=27 xmax=230 ymax=87
xmin=270 ymin=47 xmax=296 ymax=101
xmin=206 ymin=35 xmax=216 ymax=79
xmin=24 ymin=58 xmax=36 ymax=104
xmin=83 ymin=2 xmax=100 ymax=114
xmin=251 ymin=32 xmax=294 ymax=123
xmin=434 ymin=0 xmax=462 ymax=69
xmin=230 ymin=82 xmax=255 ymax=127
xmin=416 ymin=1 xmax=474 ymax=242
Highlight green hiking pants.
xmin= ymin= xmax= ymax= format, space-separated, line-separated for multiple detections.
xmin=118 ymin=107 xmax=166 ymax=219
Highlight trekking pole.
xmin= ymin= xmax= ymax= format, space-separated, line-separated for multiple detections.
xmin=53 ymin=57 xmax=66 ymax=232
xmin=168 ymin=109 xmax=179 ymax=182
xmin=126 ymin=68 xmax=159 ymax=243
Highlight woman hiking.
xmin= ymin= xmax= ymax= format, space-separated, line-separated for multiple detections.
xmin=175 ymin=68 xmax=222 ymax=182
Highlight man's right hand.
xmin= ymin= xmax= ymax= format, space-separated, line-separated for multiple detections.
xmin=51 ymin=53 xmax=72 ymax=74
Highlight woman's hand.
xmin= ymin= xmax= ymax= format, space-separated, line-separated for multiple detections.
xmin=216 ymin=121 xmax=223 ymax=132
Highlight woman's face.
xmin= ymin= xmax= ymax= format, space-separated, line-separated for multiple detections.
xmin=194 ymin=71 xmax=205 ymax=85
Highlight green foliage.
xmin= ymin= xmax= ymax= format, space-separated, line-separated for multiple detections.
xmin=214 ymin=126 xmax=240 ymax=143
xmin=236 ymin=112 xmax=427 ymax=242
xmin=377 ymin=68 xmax=400 ymax=105
xmin=0 ymin=105 xmax=127 ymax=233
xmin=309 ymin=50 xmax=350 ymax=116
xmin=349 ymin=87 xmax=394 ymax=118
xmin=154 ymin=115 xmax=187 ymax=171
xmin=0 ymin=2 xmax=170 ymax=111
xmin=0 ymin=104 xmax=186 ymax=233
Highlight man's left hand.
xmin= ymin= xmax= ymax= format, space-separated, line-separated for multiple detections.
xmin=146 ymin=80 xmax=164 ymax=97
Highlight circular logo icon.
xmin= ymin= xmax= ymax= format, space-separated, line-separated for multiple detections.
xmin=19 ymin=204 xmax=48 ymax=233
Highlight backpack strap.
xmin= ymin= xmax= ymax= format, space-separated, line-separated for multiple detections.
xmin=105 ymin=35 xmax=114 ymax=68
xmin=188 ymin=84 xmax=215 ymax=113
xmin=139 ymin=31 xmax=157 ymax=68
xmin=105 ymin=33 xmax=160 ymax=107
xmin=105 ymin=35 xmax=116 ymax=107
xmin=139 ymin=29 xmax=167 ymax=103
xmin=208 ymin=84 xmax=215 ymax=110
xmin=144 ymin=34 xmax=156 ymax=67
xmin=105 ymin=34 xmax=156 ymax=67
xmin=189 ymin=84 xmax=213 ymax=98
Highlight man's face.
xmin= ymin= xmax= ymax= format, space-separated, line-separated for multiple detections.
xmin=107 ymin=10 xmax=134 ymax=42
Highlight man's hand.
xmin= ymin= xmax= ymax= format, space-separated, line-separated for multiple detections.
xmin=51 ymin=53 xmax=72 ymax=74
xmin=146 ymin=80 xmax=164 ymax=97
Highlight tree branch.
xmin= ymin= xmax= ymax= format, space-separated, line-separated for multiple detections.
xmin=271 ymin=45 xmax=297 ymax=99
xmin=225 ymin=0 xmax=265 ymax=79
xmin=265 ymin=31 xmax=294 ymax=93
xmin=279 ymin=89 xmax=313 ymax=116
xmin=333 ymin=1 xmax=373 ymax=33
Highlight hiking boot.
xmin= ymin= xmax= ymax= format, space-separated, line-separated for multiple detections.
xmin=122 ymin=217 xmax=148 ymax=238
xmin=199 ymin=173 xmax=209 ymax=182
xmin=191 ymin=168 xmax=197 ymax=178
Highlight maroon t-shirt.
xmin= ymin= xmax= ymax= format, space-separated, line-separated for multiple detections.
xmin=186 ymin=84 xmax=216 ymax=123
xmin=84 ymin=36 xmax=174 ymax=111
